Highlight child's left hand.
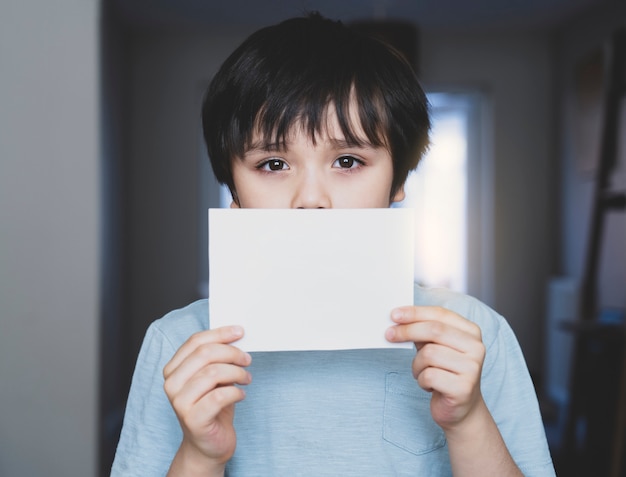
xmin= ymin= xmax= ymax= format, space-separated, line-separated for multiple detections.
xmin=385 ymin=306 xmax=486 ymax=432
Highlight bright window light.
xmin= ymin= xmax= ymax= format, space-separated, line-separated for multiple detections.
xmin=394 ymin=93 xmax=470 ymax=293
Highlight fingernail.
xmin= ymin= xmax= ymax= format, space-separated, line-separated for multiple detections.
xmin=385 ymin=327 xmax=396 ymax=341
xmin=232 ymin=326 xmax=244 ymax=337
xmin=391 ymin=309 xmax=403 ymax=321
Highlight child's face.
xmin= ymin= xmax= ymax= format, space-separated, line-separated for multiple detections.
xmin=230 ymin=104 xmax=405 ymax=209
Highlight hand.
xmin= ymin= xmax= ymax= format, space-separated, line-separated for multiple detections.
xmin=385 ymin=306 xmax=486 ymax=431
xmin=163 ymin=326 xmax=252 ymax=472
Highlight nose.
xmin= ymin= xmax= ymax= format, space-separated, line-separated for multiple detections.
xmin=291 ymin=170 xmax=332 ymax=209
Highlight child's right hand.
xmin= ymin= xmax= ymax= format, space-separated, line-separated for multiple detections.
xmin=163 ymin=326 xmax=252 ymax=474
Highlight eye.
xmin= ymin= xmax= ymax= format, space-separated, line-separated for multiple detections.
xmin=258 ymin=158 xmax=289 ymax=171
xmin=333 ymin=155 xmax=364 ymax=169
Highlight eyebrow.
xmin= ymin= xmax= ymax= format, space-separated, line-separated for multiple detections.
xmin=245 ymin=137 xmax=378 ymax=154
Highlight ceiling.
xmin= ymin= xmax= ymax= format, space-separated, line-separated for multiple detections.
xmin=112 ymin=0 xmax=611 ymax=32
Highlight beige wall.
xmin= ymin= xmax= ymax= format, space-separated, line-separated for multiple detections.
xmin=0 ymin=1 xmax=100 ymax=476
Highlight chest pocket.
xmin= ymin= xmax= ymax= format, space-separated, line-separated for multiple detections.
xmin=383 ymin=371 xmax=447 ymax=455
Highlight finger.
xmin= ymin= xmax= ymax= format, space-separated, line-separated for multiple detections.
xmin=164 ymin=326 xmax=247 ymax=376
xmin=412 ymin=343 xmax=483 ymax=381
xmin=180 ymin=385 xmax=246 ymax=431
xmin=415 ymin=365 xmax=476 ymax=402
xmin=391 ymin=306 xmax=480 ymax=338
xmin=168 ymin=363 xmax=252 ymax=414
xmin=164 ymin=342 xmax=251 ymax=395
xmin=386 ymin=320 xmax=482 ymax=355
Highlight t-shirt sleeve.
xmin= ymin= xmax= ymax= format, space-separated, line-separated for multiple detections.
xmin=110 ymin=322 xmax=182 ymax=477
xmin=477 ymin=305 xmax=556 ymax=476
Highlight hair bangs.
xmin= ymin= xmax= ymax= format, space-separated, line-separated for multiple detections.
xmin=247 ymin=77 xmax=390 ymax=153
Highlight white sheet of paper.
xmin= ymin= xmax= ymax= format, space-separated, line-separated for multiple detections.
xmin=209 ymin=208 xmax=414 ymax=352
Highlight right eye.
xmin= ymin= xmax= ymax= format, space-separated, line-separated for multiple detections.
xmin=258 ymin=159 xmax=289 ymax=171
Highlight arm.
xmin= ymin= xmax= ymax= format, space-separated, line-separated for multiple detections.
xmin=386 ymin=306 xmax=523 ymax=477
xmin=164 ymin=325 xmax=252 ymax=477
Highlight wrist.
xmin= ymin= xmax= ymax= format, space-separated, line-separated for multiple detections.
xmin=443 ymin=398 xmax=522 ymax=476
xmin=167 ymin=439 xmax=226 ymax=477
xmin=441 ymin=397 xmax=492 ymax=443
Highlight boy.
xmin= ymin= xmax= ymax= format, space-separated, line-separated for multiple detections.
xmin=112 ymin=13 xmax=555 ymax=476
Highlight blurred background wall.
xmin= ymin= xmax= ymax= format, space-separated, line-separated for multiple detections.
xmin=0 ymin=1 xmax=100 ymax=476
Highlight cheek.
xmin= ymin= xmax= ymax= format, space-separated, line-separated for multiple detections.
xmin=335 ymin=178 xmax=394 ymax=208
xmin=231 ymin=169 xmax=271 ymax=207
xmin=237 ymin=181 xmax=289 ymax=208
xmin=364 ymin=169 xmax=396 ymax=203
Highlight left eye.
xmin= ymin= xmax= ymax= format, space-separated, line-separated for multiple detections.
xmin=334 ymin=155 xmax=362 ymax=169
xmin=258 ymin=159 xmax=288 ymax=171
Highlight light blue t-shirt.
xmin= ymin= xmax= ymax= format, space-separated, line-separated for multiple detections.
xmin=111 ymin=286 xmax=555 ymax=476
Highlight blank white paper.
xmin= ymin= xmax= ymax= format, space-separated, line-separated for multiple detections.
xmin=209 ymin=208 xmax=414 ymax=352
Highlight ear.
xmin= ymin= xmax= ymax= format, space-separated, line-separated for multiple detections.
xmin=229 ymin=189 xmax=240 ymax=208
xmin=391 ymin=184 xmax=406 ymax=204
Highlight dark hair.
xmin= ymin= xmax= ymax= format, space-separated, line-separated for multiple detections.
xmin=202 ymin=12 xmax=430 ymax=200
